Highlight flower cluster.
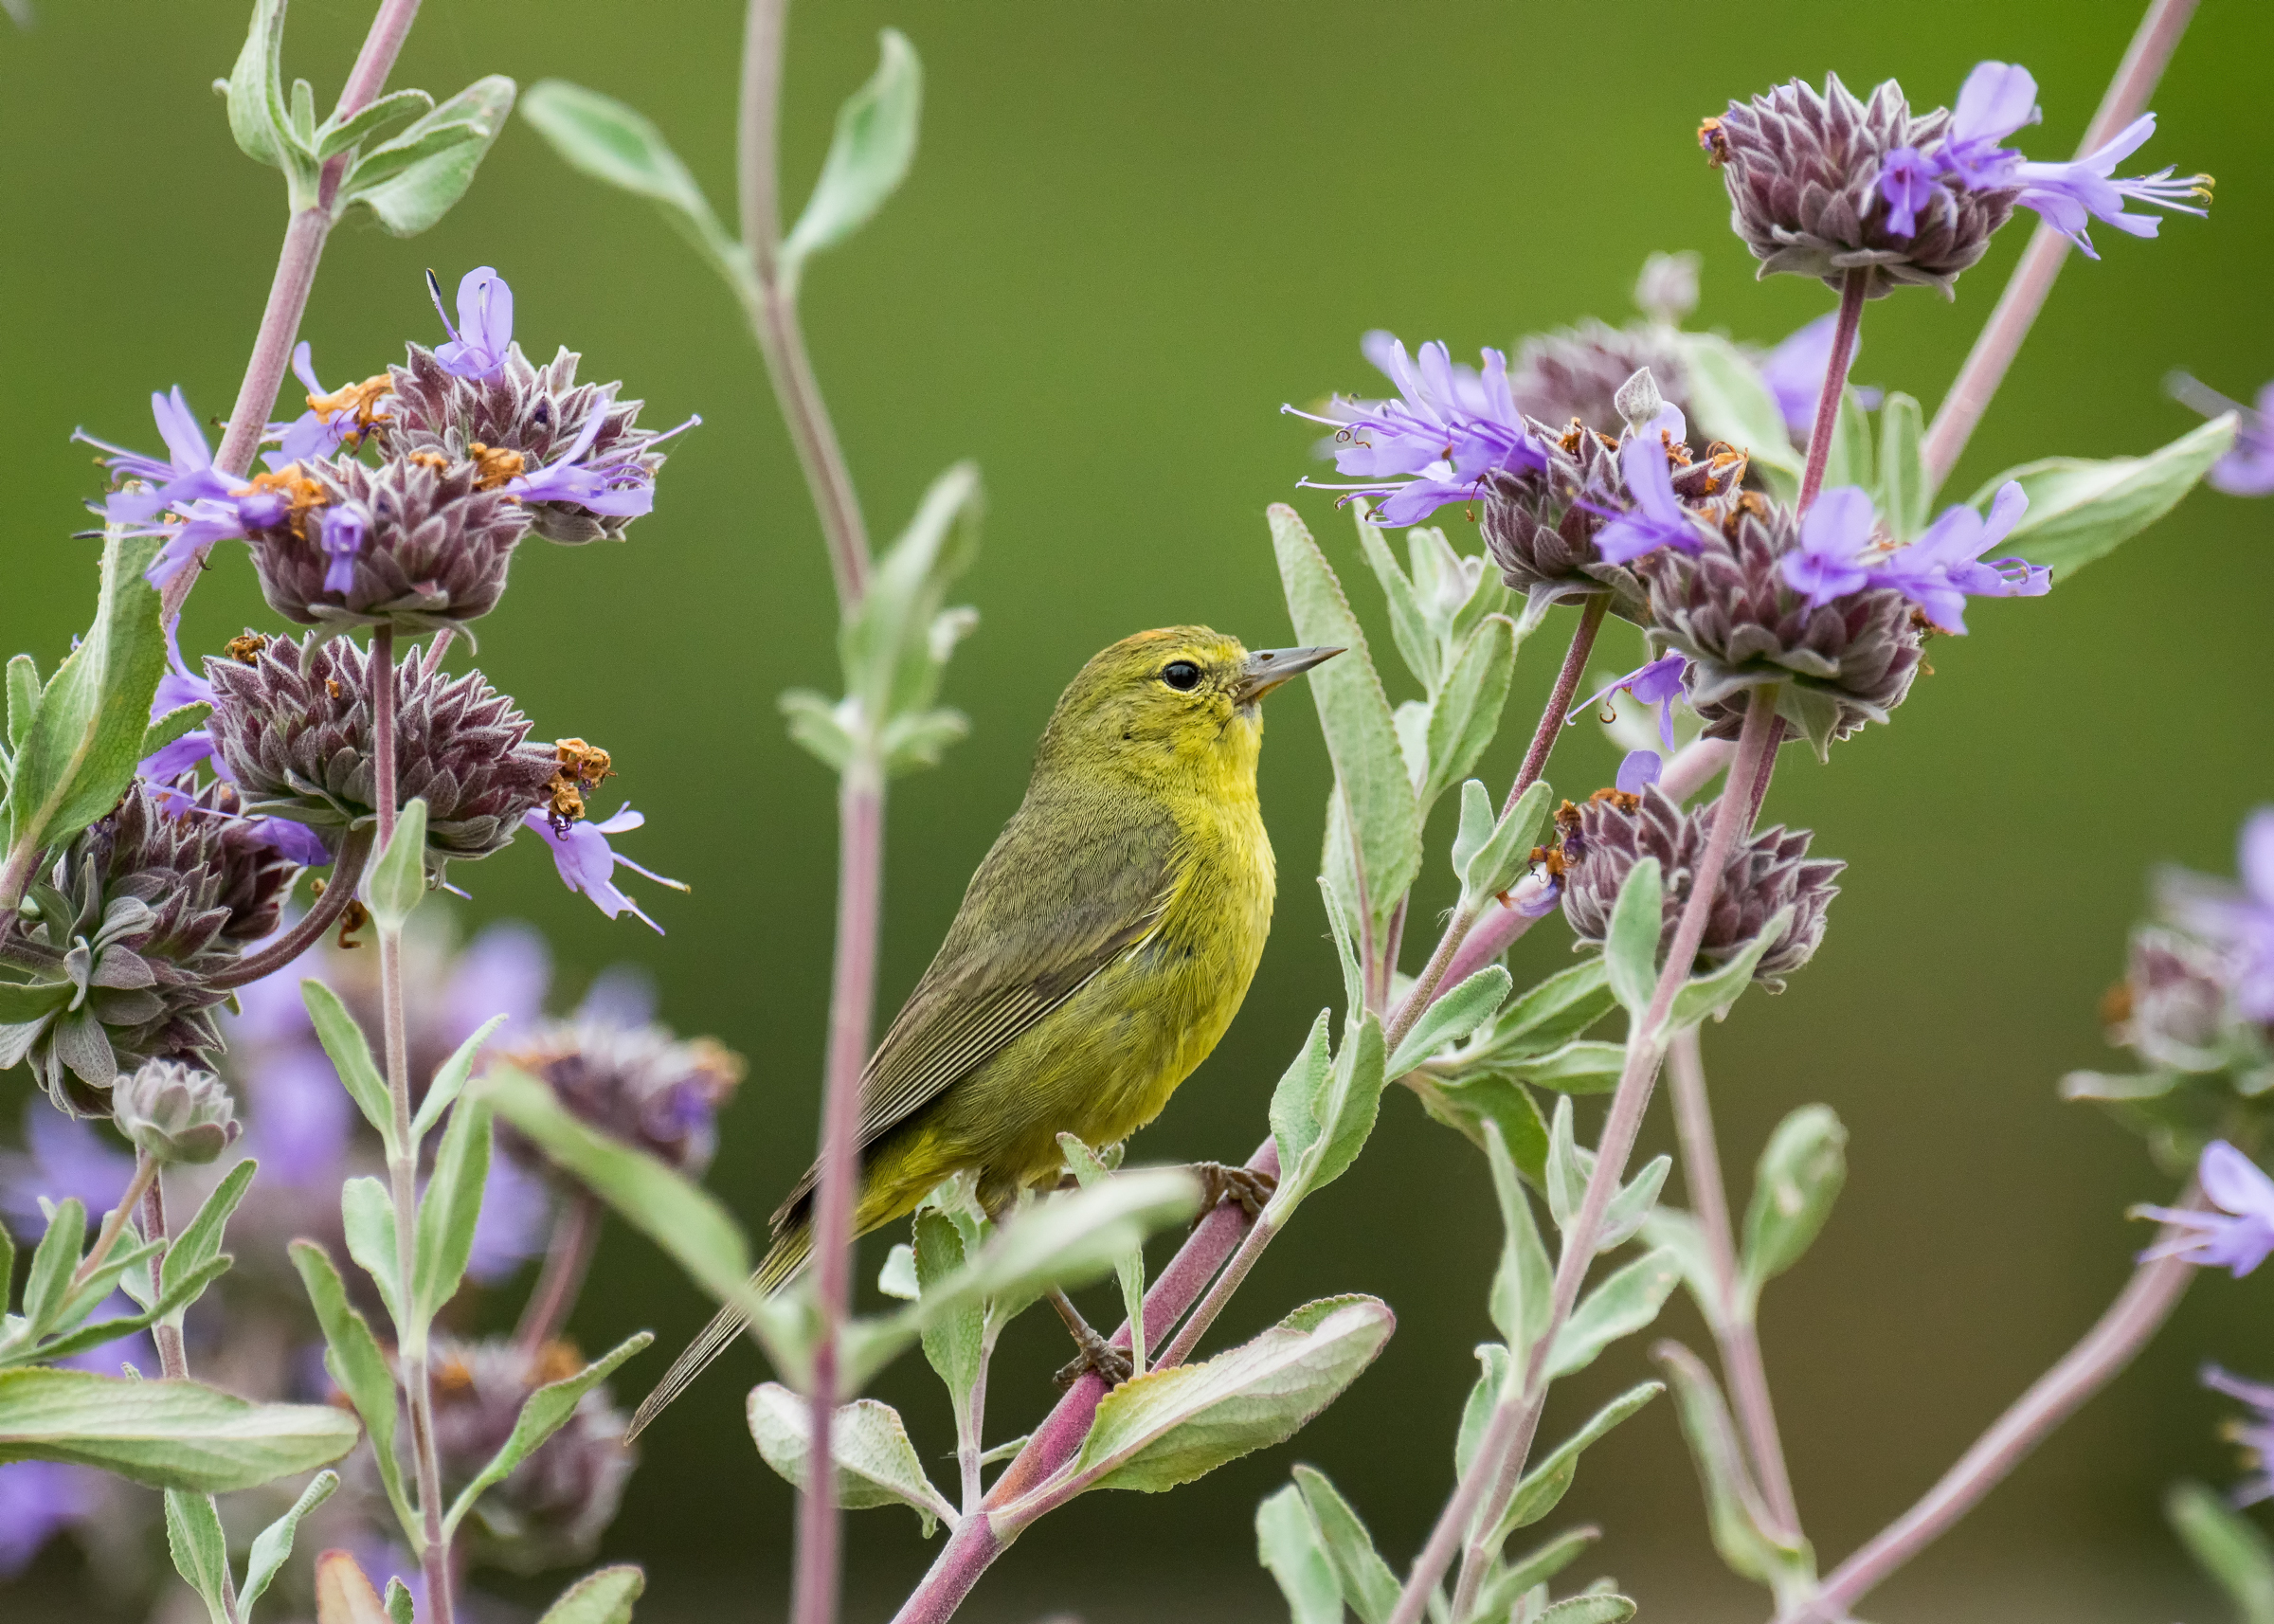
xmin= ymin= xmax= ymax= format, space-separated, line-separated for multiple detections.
xmin=1702 ymin=62 xmax=2207 ymax=298
xmin=497 ymin=996 xmax=745 ymax=1177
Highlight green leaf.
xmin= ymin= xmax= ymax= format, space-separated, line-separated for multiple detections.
xmin=1058 ymin=1134 xmax=1147 ymax=1373
xmin=1354 ymin=514 xmax=1438 ymax=692
xmin=1063 ymin=1296 xmax=1394 ymax=1497
xmin=1271 ymin=1013 xmax=1386 ymax=1217
xmin=780 ymin=689 xmax=858 ymax=773
xmin=1510 ymin=1040 xmax=1628 ymax=1095
xmin=1602 ymin=857 xmax=1663 ymax=1016
xmin=344 ymin=77 xmax=518 ymax=238
xmin=1492 ymin=959 xmax=1617 ymax=1054
xmin=876 ymin=1243 xmax=919 ymax=1300
xmin=476 ymin=1069 xmax=752 ymax=1303
xmin=1490 ymin=1381 xmax=1663 ymax=1543
xmin=1665 ymin=907 xmax=1791 ymax=1033
xmin=1266 ymin=1011 xmax=1333 ymax=1202
xmin=160 ymin=1158 xmax=257 ymax=1325
xmin=241 ymin=1469 xmax=341 ymax=1616
xmin=1546 ymin=1247 xmax=1679 ymax=1379
xmin=746 ymin=1383 xmax=956 ymax=1536
xmin=1451 ymin=779 xmax=1494 ymax=886
xmin=518 ymin=80 xmax=736 ymax=270
xmin=28 ymin=1254 xmax=226 ymax=1369
xmin=7 ymin=654 xmax=41 ymax=751
xmin=1472 ymin=1525 xmax=1601 ymax=1620
xmin=1817 ymin=387 xmax=1873 ymax=496
xmin=1739 ymin=1104 xmax=1847 ymax=1309
xmin=411 ymin=1014 xmax=509 ymax=1142
xmin=1454 ymin=1343 xmax=1513 ymax=1482
xmin=1536 ymin=1597 xmax=1636 ymax=1624
xmin=1975 ymin=412 xmax=2235 ymax=579
xmin=290 ymin=1241 xmax=411 ymax=1533
xmin=536 ymin=1565 xmax=647 ymax=1624
xmin=1411 ymin=1072 xmax=1548 ymax=1182
xmin=911 ymin=1210 xmax=981 ymax=1398
xmin=2169 ymin=1481 xmax=2274 ymax=1624
xmin=0 ymin=981 xmax=70 ymax=1025
xmin=1387 ymin=965 xmax=1510 ymax=1079
xmin=1600 ymin=1155 xmax=1670 ymax=1253
xmin=1254 ymin=1484 xmax=1344 ymax=1624
xmin=446 ymin=1332 xmax=654 ymax=1538
xmin=315 ymin=87 xmax=433 ymax=161
xmin=1419 ymin=616 xmax=1516 ymax=812
xmin=413 ymin=1094 xmax=493 ymax=1324
xmin=304 ymin=980 xmax=394 ymax=1148
xmin=339 ymin=1177 xmax=403 ymax=1328
xmin=1543 ymin=1095 xmax=1585 ymax=1231
xmin=385 ymin=1579 xmax=415 ymax=1624
xmin=139 ymin=703 xmax=212 ymax=767
xmin=1272 ymin=503 xmax=1422 ymax=945
xmin=1874 ymin=391 xmax=1930 ymax=541
xmin=164 ymin=1488 xmax=232 ymax=1624
xmin=840 ymin=464 xmax=983 ymax=740
xmin=1674 ymin=333 xmax=1802 ymax=490
xmin=1485 ymin=1121 xmax=1551 ymax=1363
xmin=1654 ymin=1340 xmax=1814 ymax=1596
xmin=1318 ymin=873 xmax=1364 ymax=1021
xmin=366 ymin=797 xmax=429 ymax=930
xmin=20 ymin=1198 xmax=86 ymax=1340
xmin=1640 ymin=1206 xmax=1723 ymax=1330
xmin=9 ymin=530 xmax=171 ymax=855
xmin=1290 ymin=1466 xmax=1400 ymax=1624
xmin=781 ymin=29 xmax=924 ymax=278
xmin=223 ymin=0 xmax=298 ymax=171
xmin=0 ymin=1368 xmax=358 ymax=1489
xmin=1460 ymin=780 xmax=1554 ymax=907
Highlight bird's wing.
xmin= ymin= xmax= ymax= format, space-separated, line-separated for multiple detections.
xmin=769 ymin=781 xmax=1182 ymax=1232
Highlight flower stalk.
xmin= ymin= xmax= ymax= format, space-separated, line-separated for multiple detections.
xmin=204 ymin=827 xmax=376 ymax=990
xmin=1920 ymin=0 xmax=2201 ymax=483
xmin=1796 ymin=269 xmax=1868 ymax=514
xmin=140 ymin=1175 xmax=189 ymax=1381
xmin=514 ymin=1189 xmax=604 ymax=1355
xmin=64 ymin=1152 xmax=160 ymax=1299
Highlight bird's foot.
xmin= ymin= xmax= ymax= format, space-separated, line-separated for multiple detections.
xmin=1052 ymin=1326 xmax=1135 ymax=1391
xmin=1189 ymin=1162 xmax=1277 ymax=1224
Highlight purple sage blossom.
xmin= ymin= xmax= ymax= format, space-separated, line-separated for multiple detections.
xmin=1935 ymin=61 xmax=2041 ymax=187
xmin=74 ymin=388 xmax=273 ymax=586
xmin=2012 ymin=114 xmax=2211 ymax=259
xmin=522 ymin=804 xmax=687 ymax=933
xmin=503 ymin=402 xmax=695 ymax=522
xmin=264 ymin=342 xmax=358 ymax=468
xmin=1869 ymin=480 xmax=2045 ymax=632
xmin=2202 ymin=1366 xmax=2274 ymax=1507
xmin=1615 ymin=750 xmax=1665 ymax=795
xmin=2138 ymin=1141 xmax=2274 ymax=1275
xmin=1592 ymin=432 xmax=1709 ymax=565
xmin=1778 ymin=486 xmax=1881 ymax=607
xmin=2170 ymin=374 xmax=2274 ymax=497
xmin=0 ymin=1461 xmax=99 ymax=1579
xmin=314 ymin=499 xmax=371 ymax=593
xmin=1877 ymin=146 xmax=1940 ymax=237
xmin=1286 ymin=336 xmax=1547 ymax=525
xmin=2158 ymin=808 xmax=2274 ymax=1022
xmin=430 ymin=265 xmax=515 ymax=380
xmin=1756 ymin=315 xmax=1884 ymax=437
xmin=138 ymin=621 xmax=219 ymax=782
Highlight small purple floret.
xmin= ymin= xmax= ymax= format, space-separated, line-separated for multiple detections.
xmin=1877 ymin=146 xmax=1940 ymax=237
xmin=431 ymin=265 xmax=515 ymax=380
xmin=1593 ymin=435 xmax=1706 ymax=565
xmin=2138 ymin=1141 xmax=2274 ymax=1275
xmin=523 ymin=803 xmax=687 ymax=933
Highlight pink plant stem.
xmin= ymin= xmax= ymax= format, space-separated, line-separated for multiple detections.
xmin=66 ymin=1154 xmax=158 ymax=1298
xmin=207 ymin=827 xmax=375 ymax=989
xmin=1669 ymin=1026 xmax=1800 ymax=1539
xmin=1403 ymin=688 xmax=1784 ymax=1624
xmin=514 ymin=1190 xmax=603 ymax=1354
xmin=1796 ymin=270 xmax=1868 ymax=515
xmin=140 ymin=1174 xmax=189 ymax=1380
xmin=1783 ymin=1191 xmax=2204 ymax=1622
xmin=889 ymin=1141 xmax=1278 ymax=1624
xmin=1920 ymin=0 xmax=2200 ymax=485
xmin=159 ymin=0 xmax=428 ymax=624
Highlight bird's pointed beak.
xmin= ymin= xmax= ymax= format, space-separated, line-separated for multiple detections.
xmin=1235 ymin=645 xmax=1344 ymax=705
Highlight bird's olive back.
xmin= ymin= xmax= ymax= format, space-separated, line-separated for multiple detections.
xmin=1032 ymin=625 xmax=1262 ymax=790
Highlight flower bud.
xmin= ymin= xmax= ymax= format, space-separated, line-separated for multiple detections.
xmin=2106 ymin=926 xmax=2235 ymax=1073
xmin=1633 ymin=250 xmax=1702 ymax=327
xmin=1706 ymin=74 xmax=2015 ymax=298
xmin=1558 ymin=785 xmax=1843 ymax=988
xmin=111 ymin=1058 xmax=242 ymax=1164
xmin=206 ymin=634 xmax=556 ymax=875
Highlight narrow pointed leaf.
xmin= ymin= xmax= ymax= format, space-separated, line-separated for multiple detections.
xmin=781 ymin=29 xmax=924 ymax=272
xmin=366 ymin=796 xmax=429 ymax=931
xmin=2169 ymin=1481 xmax=2274 ymax=1624
xmin=1267 ymin=1009 xmax=1335 ymax=1180
xmin=1654 ymin=1340 xmax=1814 ymax=1589
xmin=1545 ymin=1247 xmax=1679 ymax=1378
xmin=8 ymin=654 xmax=41 ymax=750
xmin=1666 ymin=907 xmax=1790 ymax=1033
xmin=160 ymin=1159 xmax=256 ymax=1309
xmin=536 ymin=1565 xmax=648 ymax=1624
xmin=240 ymin=1469 xmax=341 ymax=1615
xmin=912 ymin=1210 xmax=980 ymax=1398
xmin=411 ymin=1014 xmax=509 ymax=1141
xmin=1490 ymin=1380 xmax=1663 ymax=1542
xmin=345 ymin=77 xmax=518 ymax=238
xmin=445 ymin=1332 xmax=654 ymax=1538
xmin=1353 ymin=514 xmax=1438 ymax=692
xmin=290 ymin=1241 xmax=410 ymax=1529
xmin=339 ymin=1177 xmax=402 ymax=1328
xmin=20 ymin=1198 xmax=86 ymax=1339
xmin=1255 ymin=1483 xmax=1344 ymax=1624
xmin=1485 ymin=1122 xmax=1550 ymax=1355
xmin=1454 ymin=1343 xmax=1513 ymax=1481
xmin=1978 ymin=413 xmax=2235 ymax=578
xmin=1874 ymin=392 xmax=1930 ymax=540
xmin=1536 ymin=1597 xmax=1636 ymax=1624
xmin=1420 ymin=615 xmax=1516 ymax=812
xmin=1472 ymin=1525 xmax=1601 ymax=1619
xmin=304 ymin=981 xmax=394 ymax=1147
xmin=0 ymin=1368 xmax=358 ymax=1489
xmin=1387 ymin=966 xmax=1510 ymax=1079
xmin=1462 ymin=779 xmax=1554 ymax=906
xmin=1290 ymin=1465 xmax=1400 ymax=1624
xmin=1603 ymin=857 xmax=1663 ymax=1016
xmin=1739 ymin=1105 xmax=1847 ymax=1307
xmin=164 ymin=1488 xmax=232 ymax=1623
xmin=747 ymin=1383 xmax=956 ymax=1535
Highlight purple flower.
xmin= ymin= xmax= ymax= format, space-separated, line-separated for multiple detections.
xmin=139 ymin=621 xmax=219 ymax=781
xmin=314 ymin=499 xmax=371 ymax=593
xmin=240 ymin=1043 xmax=355 ymax=1188
xmin=1286 ymin=335 xmax=1547 ymax=525
xmin=1877 ymin=145 xmax=1940 ymax=237
xmin=1937 ymin=61 xmax=2041 ymax=187
xmin=74 ymin=388 xmax=266 ymax=586
xmin=0 ymin=1102 xmax=134 ymax=1236
xmin=1593 ymin=429 xmax=1709 ymax=565
xmin=1757 ymin=315 xmax=1884 ymax=437
xmin=522 ymin=804 xmax=686 ymax=933
xmin=2170 ymin=374 xmax=2274 ymax=497
xmin=2203 ymin=1365 xmax=2274 ymax=1507
xmin=1778 ymin=486 xmax=1880 ymax=607
xmin=1571 ymin=653 xmax=1688 ymax=751
xmin=1870 ymin=481 xmax=2044 ymax=632
xmin=2011 ymin=114 xmax=2211 ymax=259
xmin=0 ymin=1461 xmax=99 ymax=1579
xmin=265 ymin=343 xmax=357 ymax=469
xmin=2138 ymin=1141 xmax=2274 ymax=1275
xmin=430 ymin=265 xmax=515 ymax=380
xmin=1615 ymin=749 xmax=1664 ymax=795
xmin=503 ymin=402 xmax=695 ymax=522
xmin=2159 ymin=808 xmax=2274 ymax=1022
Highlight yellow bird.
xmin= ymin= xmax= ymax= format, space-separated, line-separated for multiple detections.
xmin=628 ymin=627 xmax=1339 ymax=1435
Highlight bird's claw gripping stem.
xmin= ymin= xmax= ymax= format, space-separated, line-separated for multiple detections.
xmin=1052 ymin=1328 xmax=1135 ymax=1391
xmin=1190 ymin=1161 xmax=1276 ymax=1223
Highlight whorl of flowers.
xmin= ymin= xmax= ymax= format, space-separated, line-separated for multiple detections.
xmin=1557 ymin=785 xmax=1844 ymax=988
xmin=205 ymin=633 xmax=557 ymax=872
xmin=497 ymin=1013 xmax=745 ymax=1176
xmin=1508 ymin=320 xmax=1692 ymax=444
xmin=0 ymin=781 xmax=295 ymax=1112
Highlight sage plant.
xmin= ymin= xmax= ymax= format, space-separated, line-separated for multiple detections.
xmin=0 ymin=2 xmax=2262 ymax=1624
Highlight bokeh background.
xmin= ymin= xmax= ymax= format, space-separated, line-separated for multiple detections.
xmin=5 ymin=0 xmax=2272 ymax=1618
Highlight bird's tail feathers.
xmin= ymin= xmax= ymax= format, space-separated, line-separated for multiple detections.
xmin=624 ymin=1224 xmax=810 ymax=1442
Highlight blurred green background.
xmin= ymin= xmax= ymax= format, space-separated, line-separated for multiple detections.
xmin=5 ymin=0 xmax=2273 ymax=1618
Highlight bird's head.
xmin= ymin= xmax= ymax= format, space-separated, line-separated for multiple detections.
xmin=1035 ymin=626 xmax=1341 ymax=790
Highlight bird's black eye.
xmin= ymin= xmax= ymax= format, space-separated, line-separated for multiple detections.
xmin=1161 ymin=660 xmax=1202 ymax=692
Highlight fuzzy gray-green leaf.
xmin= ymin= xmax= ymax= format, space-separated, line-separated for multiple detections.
xmin=1603 ymin=857 xmax=1663 ymax=1016
xmin=1255 ymin=1484 xmax=1343 ymax=1624
xmin=303 ymin=980 xmax=393 ymax=1147
xmin=1874 ymin=391 xmax=1930 ymax=540
xmin=164 ymin=1488 xmax=232 ymax=1623
xmin=1489 ymin=1380 xmax=1663 ymax=1543
xmin=781 ymin=30 xmax=924 ymax=276
xmin=445 ymin=1333 xmax=654 ymax=1538
xmin=1977 ymin=413 xmax=2234 ymax=579
xmin=1546 ymin=1247 xmax=1679 ymax=1379
xmin=1387 ymin=965 xmax=1510 ymax=1080
xmin=536 ymin=1565 xmax=647 ymax=1624
xmin=291 ymin=1240 xmax=410 ymax=1530
xmin=1291 ymin=1465 xmax=1401 ymax=1624
xmin=1739 ymin=1105 xmax=1847 ymax=1307
xmin=1420 ymin=615 xmax=1515 ymax=812
xmin=345 ymin=77 xmax=517 ymax=238
xmin=0 ymin=1368 xmax=358 ymax=1489
xmin=240 ymin=1469 xmax=340 ymax=1615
